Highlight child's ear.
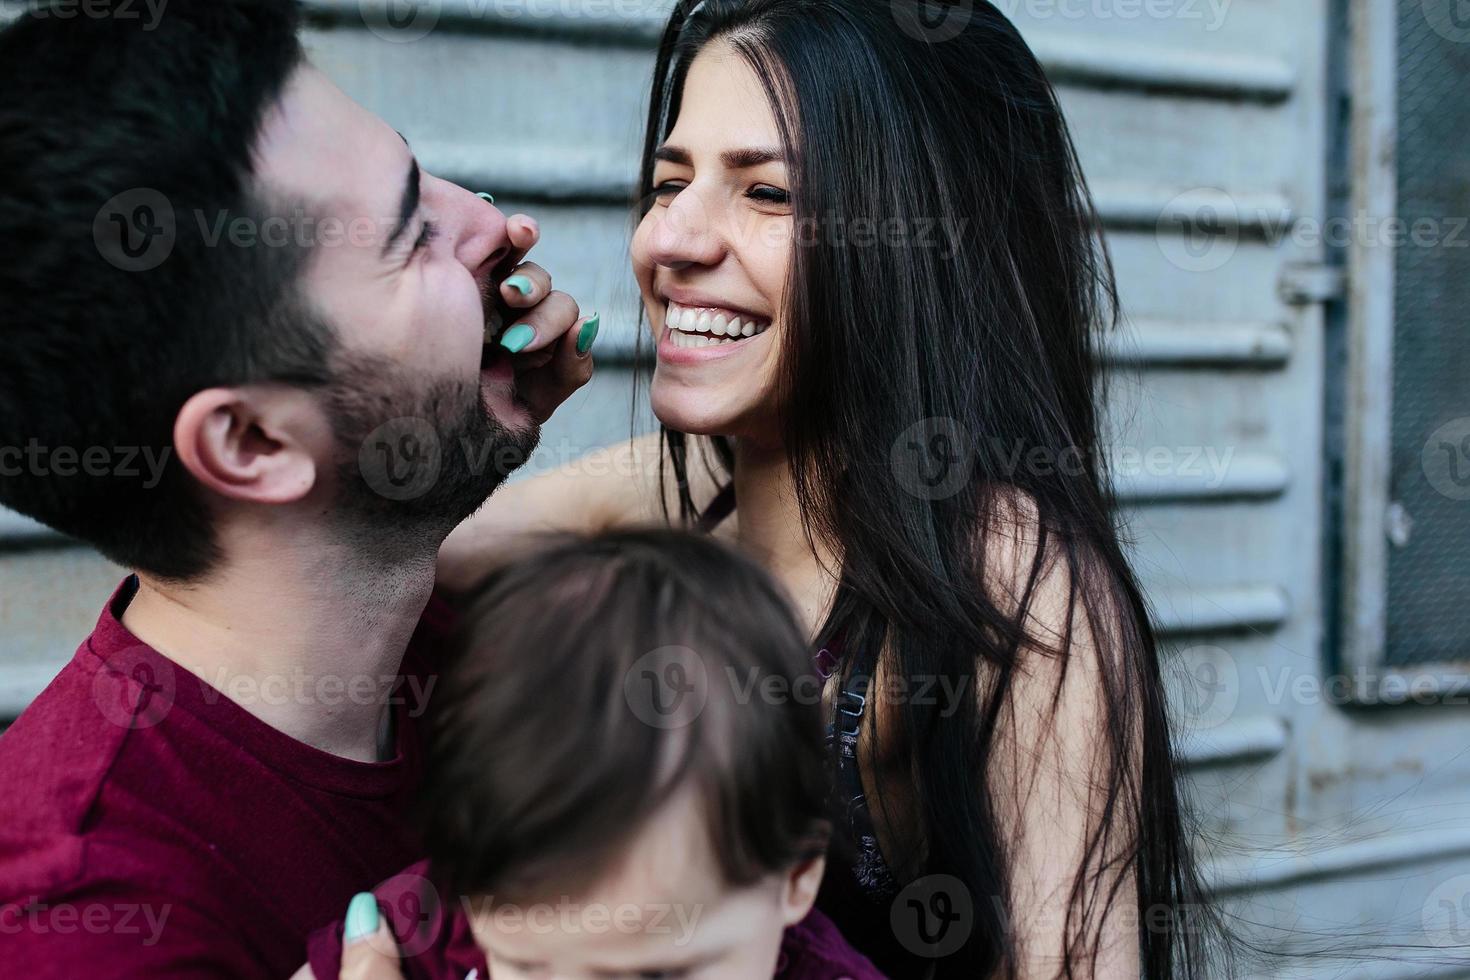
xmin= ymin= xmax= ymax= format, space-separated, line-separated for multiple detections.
xmin=779 ymin=856 xmax=826 ymax=926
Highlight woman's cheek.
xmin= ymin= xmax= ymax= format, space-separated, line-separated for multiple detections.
xmin=630 ymin=215 xmax=658 ymax=279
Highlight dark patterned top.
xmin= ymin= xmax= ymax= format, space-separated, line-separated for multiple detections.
xmin=698 ymin=483 xmax=900 ymax=903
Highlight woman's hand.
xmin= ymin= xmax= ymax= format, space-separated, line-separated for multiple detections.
xmin=287 ymin=892 xmax=406 ymax=980
xmin=493 ymin=214 xmax=598 ymax=425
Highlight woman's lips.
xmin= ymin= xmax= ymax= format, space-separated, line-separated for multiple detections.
xmin=663 ymin=300 xmax=771 ymax=340
xmin=656 ymin=300 xmax=771 ymax=364
xmin=656 ymin=323 xmax=767 ymax=365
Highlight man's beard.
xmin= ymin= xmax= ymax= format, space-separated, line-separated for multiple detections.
xmin=322 ymin=352 xmax=540 ymax=557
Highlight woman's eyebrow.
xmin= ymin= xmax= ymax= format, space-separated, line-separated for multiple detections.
xmin=654 ymin=144 xmax=784 ymax=169
xmin=721 ymin=146 xmax=783 ymax=169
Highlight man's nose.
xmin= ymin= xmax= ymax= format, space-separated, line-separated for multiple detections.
xmin=435 ymin=175 xmax=512 ymax=272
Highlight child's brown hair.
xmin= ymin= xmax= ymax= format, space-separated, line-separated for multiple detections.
xmin=418 ymin=528 xmax=830 ymax=902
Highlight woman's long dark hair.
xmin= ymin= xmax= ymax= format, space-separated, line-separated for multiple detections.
xmin=636 ymin=2 xmax=1219 ymax=977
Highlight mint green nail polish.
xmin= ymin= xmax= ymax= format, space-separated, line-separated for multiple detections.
xmin=504 ymin=275 xmax=533 ymax=296
xmin=500 ymin=323 xmax=535 ymax=353
xmin=477 ymin=191 xmax=496 ymax=205
xmin=345 ymin=893 xmax=379 ymax=942
xmin=577 ymin=313 xmax=601 ymax=355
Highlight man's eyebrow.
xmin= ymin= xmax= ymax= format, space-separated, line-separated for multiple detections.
xmin=653 ymin=144 xmax=784 ymax=170
xmin=383 ymin=141 xmax=421 ymax=258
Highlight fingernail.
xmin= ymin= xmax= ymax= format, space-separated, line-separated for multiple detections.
xmin=476 ymin=191 xmax=496 ymax=205
xmin=500 ymin=323 xmax=536 ymax=353
xmin=344 ymin=893 xmax=379 ymax=943
xmin=576 ymin=313 xmax=601 ymax=356
xmin=504 ymin=275 xmax=533 ymax=297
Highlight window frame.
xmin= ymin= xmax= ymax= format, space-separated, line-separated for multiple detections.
xmin=1337 ymin=0 xmax=1470 ymax=704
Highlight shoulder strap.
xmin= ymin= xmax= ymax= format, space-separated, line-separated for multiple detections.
xmin=695 ymin=482 xmax=737 ymax=533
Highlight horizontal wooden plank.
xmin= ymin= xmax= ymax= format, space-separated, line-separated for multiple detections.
xmin=1028 ymin=29 xmax=1295 ymax=101
xmin=415 ymin=139 xmax=1297 ymax=237
xmin=1105 ymin=319 xmax=1292 ymax=368
xmin=1094 ymin=184 xmax=1295 ymax=237
xmin=1207 ymin=825 xmax=1470 ymax=896
xmin=1151 ymin=583 xmax=1291 ymax=636
xmin=0 ymin=509 xmax=59 ymax=542
xmin=307 ymin=1 xmax=1295 ymax=101
xmin=1112 ymin=451 xmax=1289 ymax=504
xmin=1178 ymin=714 xmax=1289 ymax=768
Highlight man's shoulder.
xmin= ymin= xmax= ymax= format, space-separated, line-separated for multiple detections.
xmin=0 ymin=614 xmax=174 ymax=899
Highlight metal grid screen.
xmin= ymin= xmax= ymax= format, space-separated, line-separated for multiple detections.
xmin=1385 ymin=4 xmax=1470 ymax=667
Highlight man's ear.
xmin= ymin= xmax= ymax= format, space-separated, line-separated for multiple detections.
xmin=779 ymin=855 xmax=826 ymax=927
xmin=173 ymin=385 xmax=333 ymax=505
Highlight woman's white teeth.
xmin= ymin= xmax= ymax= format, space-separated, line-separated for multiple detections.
xmin=665 ymin=301 xmax=769 ymax=348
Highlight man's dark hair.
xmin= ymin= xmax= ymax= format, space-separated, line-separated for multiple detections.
xmin=0 ymin=0 xmax=332 ymax=580
xmin=420 ymin=529 xmax=831 ymax=900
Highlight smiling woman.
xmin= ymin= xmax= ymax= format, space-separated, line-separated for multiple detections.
xmin=621 ymin=7 xmax=1225 ymax=975
xmin=441 ymin=1 xmax=1222 ymax=978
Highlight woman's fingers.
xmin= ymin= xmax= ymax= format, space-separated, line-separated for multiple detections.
xmin=517 ymin=313 xmax=599 ymax=425
xmin=340 ymin=893 xmax=405 ymax=980
xmin=497 ymin=289 xmax=581 ymax=355
xmin=491 ymin=213 xmax=539 ymax=285
xmin=499 ymin=260 xmax=552 ymax=309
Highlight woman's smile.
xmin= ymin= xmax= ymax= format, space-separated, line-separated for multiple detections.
xmin=656 ymin=295 xmax=774 ymax=364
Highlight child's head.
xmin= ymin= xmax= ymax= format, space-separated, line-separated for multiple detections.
xmin=420 ymin=529 xmax=830 ymax=979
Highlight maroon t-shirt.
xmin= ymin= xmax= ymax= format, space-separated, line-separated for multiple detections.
xmin=306 ymin=861 xmax=888 ymax=980
xmin=0 ymin=575 xmax=455 ymax=978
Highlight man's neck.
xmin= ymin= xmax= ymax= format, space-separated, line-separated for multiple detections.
xmin=120 ymin=534 xmax=440 ymax=763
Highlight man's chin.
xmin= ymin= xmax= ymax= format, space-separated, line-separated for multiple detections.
xmin=326 ymin=356 xmax=541 ymax=543
xmin=480 ymin=379 xmax=535 ymax=434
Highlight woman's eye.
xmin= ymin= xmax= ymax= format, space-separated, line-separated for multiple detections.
xmin=652 ymin=181 xmax=687 ymax=202
xmin=747 ymin=185 xmax=790 ymax=206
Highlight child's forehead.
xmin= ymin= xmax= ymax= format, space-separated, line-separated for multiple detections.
xmin=593 ymin=783 xmax=734 ymax=908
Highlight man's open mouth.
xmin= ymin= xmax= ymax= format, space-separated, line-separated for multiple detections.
xmin=478 ymin=306 xmax=516 ymax=383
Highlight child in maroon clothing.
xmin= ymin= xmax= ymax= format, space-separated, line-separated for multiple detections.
xmin=298 ymin=530 xmax=885 ymax=980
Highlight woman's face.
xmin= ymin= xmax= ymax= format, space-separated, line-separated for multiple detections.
xmin=632 ymin=41 xmax=794 ymax=443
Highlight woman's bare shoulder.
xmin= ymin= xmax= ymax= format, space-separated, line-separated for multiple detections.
xmin=436 ymin=431 xmax=732 ymax=592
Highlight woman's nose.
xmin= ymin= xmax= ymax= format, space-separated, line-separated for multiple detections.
xmin=646 ymin=187 xmax=725 ymax=269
